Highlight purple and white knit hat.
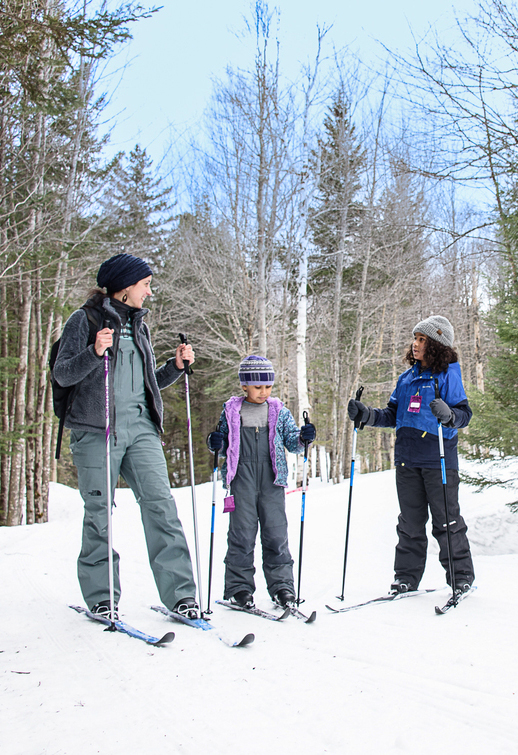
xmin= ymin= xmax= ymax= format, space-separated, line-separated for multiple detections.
xmin=238 ymin=355 xmax=275 ymax=385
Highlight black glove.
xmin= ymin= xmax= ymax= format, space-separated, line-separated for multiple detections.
xmin=207 ymin=430 xmax=224 ymax=452
xmin=430 ymin=398 xmax=454 ymax=425
xmin=300 ymin=423 xmax=316 ymax=443
xmin=347 ymin=399 xmax=371 ymax=424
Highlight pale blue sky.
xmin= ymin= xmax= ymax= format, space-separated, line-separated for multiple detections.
xmin=99 ymin=0 xmax=478 ymax=162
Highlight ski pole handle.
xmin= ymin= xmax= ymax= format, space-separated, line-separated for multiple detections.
xmin=103 ymin=319 xmax=112 ymax=355
xmin=434 ymin=378 xmax=446 ymax=459
xmin=213 ymin=421 xmax=221 ymax=469
xmin=178 ymin=332 xmax=190 ymax=374
xmin=354 ymin=385 xmax=365 ymax=429
xmin=302 ymin=410 xmax=310 ymax=455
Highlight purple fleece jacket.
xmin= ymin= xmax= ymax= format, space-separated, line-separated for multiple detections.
xmin=218 ymin=395 xmax=304 ymax=489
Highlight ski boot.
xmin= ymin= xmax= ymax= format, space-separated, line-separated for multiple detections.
xmin=229 ymin=591 xmax=255 ymax=609
xmin=173 ymin=597 xmax=199 ymax=620
xmin=274 ymin=589 xmax=296 ymax=608
xmin=390 ymin=578 xmax=416 ymax=595
xmin=91 ymin=600 xmax=119 ymax=620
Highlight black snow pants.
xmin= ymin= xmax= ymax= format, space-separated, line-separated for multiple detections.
xmin=223 ymin=425 xmax=294 ymax=599
xmin=394 ymin=466 xmax=475 ymax=589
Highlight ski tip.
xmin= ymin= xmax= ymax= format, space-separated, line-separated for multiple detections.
xmin=154 ymin=631 xmax=176 ymax=645
xmin=279 ymin=607 xmax=291 ymax=620
xmin=435 ymin=586 xmax=476 ymax=615
xmin=325 ymin=604 xmax=339 ymax=612
xmin=238 ymin=633 xmax=255 ymax=646
xmin=305 ymin=611 xmax=317 ymax=623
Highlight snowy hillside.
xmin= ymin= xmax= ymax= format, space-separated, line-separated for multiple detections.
xmin=2 ymin=459 xmax=518 ymax=755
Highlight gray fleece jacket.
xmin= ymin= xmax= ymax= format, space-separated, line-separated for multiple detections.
xmin=53 ymin=297 xmax=183 ymax=434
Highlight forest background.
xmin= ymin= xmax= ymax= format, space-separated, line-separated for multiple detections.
xmin=2 ymin=0 xmax=517 ymax=527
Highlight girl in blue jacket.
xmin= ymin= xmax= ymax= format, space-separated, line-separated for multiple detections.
xmin=348 ymin=315 xmax=475 ymax=596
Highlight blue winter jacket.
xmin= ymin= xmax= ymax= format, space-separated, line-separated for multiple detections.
xmin=371 ymin=361 xmax=472 ymax=469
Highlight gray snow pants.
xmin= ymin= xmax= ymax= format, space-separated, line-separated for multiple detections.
xmin=224 ymin=425 xmax=294 ymax=599
xmin=70 ymin=336 xmax=195 ymax=611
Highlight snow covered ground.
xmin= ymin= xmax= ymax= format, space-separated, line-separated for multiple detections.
xmin=2 ymin=458 xmax=518 ymax=755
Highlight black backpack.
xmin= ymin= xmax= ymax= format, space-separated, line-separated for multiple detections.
xmin=49 ymin=305 xmax=101 ymax=459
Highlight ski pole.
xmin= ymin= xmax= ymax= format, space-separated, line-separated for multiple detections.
xmin=337 ymin=385 xmax=364 ymax=601
xmin=205 ymin=423 xmax=221 ymax=615
xmin=434 ymin=378 xmax=457 ymax=605
xmin=103 ymin=321 xmax=116 ymax=629
xmin=296 ymin=410 xmax=311 ymax=606
xmin=178 ymin=333 xmax=204 ymax=616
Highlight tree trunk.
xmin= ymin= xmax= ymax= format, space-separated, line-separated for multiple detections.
xmin=7 ymin=274 xmax=32 ymax=525
xmin=471 ymin=260 xmax=485 ymax=392
xmin=25 ymin=298 xmax=37 ymax=524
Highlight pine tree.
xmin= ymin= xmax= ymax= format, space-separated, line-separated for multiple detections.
xmin=466 ymin=286 xmax=518 ymax=459
xmin=308 ymin=91 xmax=365 ymax=480
xmin=100 ymin=145 xmax=174 ymax=264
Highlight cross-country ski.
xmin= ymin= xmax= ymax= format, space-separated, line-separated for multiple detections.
xmin=70 ymin=605 xmax=175 ymax=646
xmin=150 ymin=605 xmax=254 ymax=646
xmin=216 ymin=599 xmax=290 ymax=622
xmin=326 ymin=588 xmax=440 ymax=614
xmin=435 ymin=586 xmax=477 ymax=614
xmin=284 ymin=603 xmax=317 ymax=623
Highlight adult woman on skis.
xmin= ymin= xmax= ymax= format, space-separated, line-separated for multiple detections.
xmin=347 ymin=315 xmax=475 ymax=597
xmin=53 ymin=253 xmax=198 ymax=619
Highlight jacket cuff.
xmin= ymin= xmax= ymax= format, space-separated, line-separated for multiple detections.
xmin=445 ymin=409 xmax=457 ymax=428
xmin=365 ymin=407 xmax=376 ymax=426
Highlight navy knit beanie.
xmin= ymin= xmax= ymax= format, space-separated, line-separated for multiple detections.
xmin=238 ymin=355 xmax=275 ymax=385
xmin=97 ymin=253 xmax=153 ymax=294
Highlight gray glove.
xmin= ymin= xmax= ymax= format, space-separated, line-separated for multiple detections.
xmin=347 ymin=399 xmax=373 ymax=426
xmin=430 ymin=398 xmax=454 ymax=425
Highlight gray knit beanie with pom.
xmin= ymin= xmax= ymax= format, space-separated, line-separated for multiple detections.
xmin=413 ymin=315 xmax=454 ymax=348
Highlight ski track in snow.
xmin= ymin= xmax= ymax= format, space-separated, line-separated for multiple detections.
xmin=1 ymin=458 xmax=518 ymax=755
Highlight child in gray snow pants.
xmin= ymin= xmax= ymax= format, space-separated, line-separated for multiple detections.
xmin=207 ymin=356 xmax=316 ymax=609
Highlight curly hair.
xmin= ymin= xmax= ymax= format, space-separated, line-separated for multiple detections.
xmin=405 ymin=336 xmax=458 ymax=374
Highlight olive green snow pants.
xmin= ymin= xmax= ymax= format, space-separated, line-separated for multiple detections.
xmin=70 ymin=420 xmax=196 ymax=611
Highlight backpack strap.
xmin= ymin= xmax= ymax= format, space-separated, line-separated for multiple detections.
xmin=82 ymin=304 xmax=103 ymax=342
xmin=55 ymin=417 xmax=65 ymax=461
